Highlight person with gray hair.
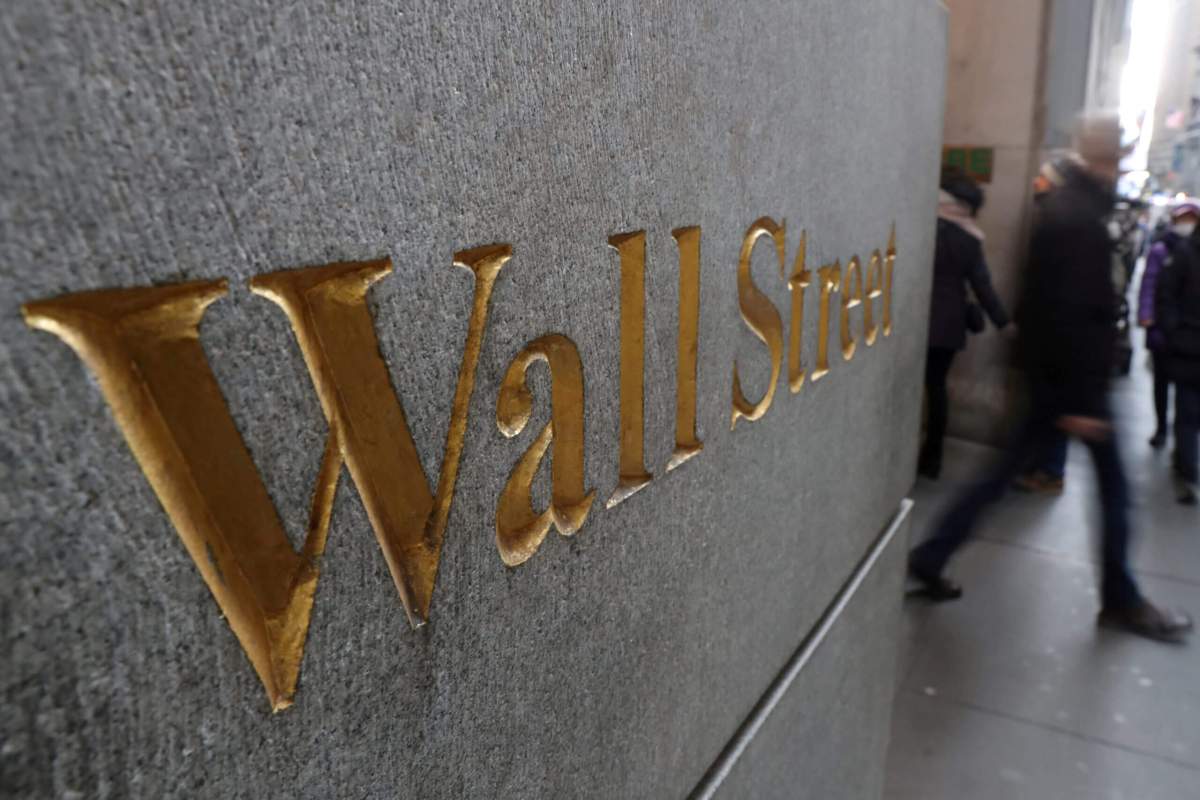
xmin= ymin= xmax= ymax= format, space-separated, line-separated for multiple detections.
xmin=909 ymin=113 xmax=1193 ymax=642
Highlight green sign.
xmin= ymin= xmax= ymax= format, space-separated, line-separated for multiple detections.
xmin=942 ymin=145 xmax=993 ymax=183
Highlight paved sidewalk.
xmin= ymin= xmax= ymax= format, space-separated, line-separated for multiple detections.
xmin=885 ymin=360 xmax=1200 ymax=799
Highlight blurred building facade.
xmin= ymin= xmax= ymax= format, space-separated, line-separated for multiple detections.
xmin=1147 ymin=2 xmax=1200 ymax=195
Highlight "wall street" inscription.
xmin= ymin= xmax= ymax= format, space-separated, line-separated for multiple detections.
xmin=21 ymin=218 xmax=897 ymax=710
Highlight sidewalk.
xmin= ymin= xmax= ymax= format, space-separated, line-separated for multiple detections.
xmin=884 ymin=359 xmax=1200 ymax=799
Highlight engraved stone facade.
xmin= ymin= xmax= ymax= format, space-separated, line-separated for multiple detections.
xmin=0 ymin=2 xmax=946 ymax=797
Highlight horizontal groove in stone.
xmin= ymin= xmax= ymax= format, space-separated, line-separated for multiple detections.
xmin=688 ymin=498 xmax=914 ymax=800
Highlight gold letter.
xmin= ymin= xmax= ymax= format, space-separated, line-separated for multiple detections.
xmin=251 ymin=248 xmax=507 ymax=626
xmin=496 ymin=334 xmax=596 ymax=566
xmin=607 ymin=231 xmax=654 ymax=507
xmin=732 ymin=217 xmax=786 ymax=428
xmin=883 ymin=224 xmax=896 ymax=337
xmin=863 ymin=249 xmax=884 ymax=346
xmin=23 ymin=248 xmax=507 ymax=710
xmin=22 ymin=280 xmax=337 ymax=711
xmin=813 ymin=261 xmax=841 ymax=381
xmin=786 ymin=230 xmax=811 ymax=393
xmin=669 ymin=226 xmax=704 ymax=470
xmin=840 ymin=255 xmax=863 ymax=361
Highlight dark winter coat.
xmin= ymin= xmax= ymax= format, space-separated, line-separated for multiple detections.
xmin=1156 ymin=232 xmax=1200 ymax=386
xmin=1016 ymin=165 xmax=1117 ymax=417
xmin=927 ymin=219 xmax=1009 ymax=350
xmin=1138 ymin=230 xmax=1182 ymax=352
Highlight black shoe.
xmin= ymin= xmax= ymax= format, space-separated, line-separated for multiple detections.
xmin=1150 ymin=430 xmax=1167 ymax=449
xmin=1178 ymin=480 xmax=1198 ymax=506
xmin=907 ymin=562 xmax=962 ymax=602
xmin=1099 ymin=601 xmax=1193 ymax=643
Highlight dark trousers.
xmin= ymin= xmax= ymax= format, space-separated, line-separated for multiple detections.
xmin=1033 ymin=431 xmax=1068 ymax=479
xmin=921 ymin=346 xmax=958 ymax=469
xmin=1152 ymin=349 xmax=1172 ymax=436
xmin=1176 ymin=383 xmax=1200 ymax=483
xmin=910 ymin=388 xmax=1142 ymax=611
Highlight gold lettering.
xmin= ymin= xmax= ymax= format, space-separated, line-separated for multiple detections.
xmin=668 ymin=226 xmax=704 ymax=470
xmin=22 ymin=280 xmax=336 ymax=711
xmin=786 ymin=230 xmax=811 ymax=393
xmin=863 ymin=249 xmax=884 ymax=346
xmin=731 ymin=217 xmax=786 ymax=428
xmin=840 ymin=255 xmax=863 ymax=361
xmin=22 ymin=248 xmax=508 ymax=710
xmin=496 ymin=334 xmax=595 ymax=566
xmin=22 ymin=220 xmax=900 ymax=709
xmin=607 ymin=231 xmax=654 ymax=507
xmin=883 ymin=224 xmax=896 ymax=336
xmin=251 ymin=248 xmax=506 ymax=625
xmin=813 ymin=261 xmax=841 ymax=381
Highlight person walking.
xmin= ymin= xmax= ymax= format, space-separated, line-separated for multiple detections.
xmin=918 ymin=169 xmax=1010 ymax=479
xmin=1139 ymin=199 xmax=1200 ymax=449
xmin=908 ymin=114 xmax=1193 ymax=643
xmin=1156 ymin=214 xmax=1200 ymax=504
xmin=1014 ymin=155 xmax=1082 ymax=494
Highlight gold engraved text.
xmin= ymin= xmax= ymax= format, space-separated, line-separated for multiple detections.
xmin=22 ymin=280 xmax=340 ymax=712
xmin=21 ymin=220 xmax=901 ymax=711
xmin=883 ymin=225 xmax=896 ymax=336
xmin=863 ymin=249 xmax=884 ymax=346
xmin=840 ymin=255 xmax=863 ymax=361
xmin=786 ymin=230 xmax=811 ymax=393
xmin=731 ymin=217 xmax=786 ymax=428
xmin=23 ymin=248 xmax=508 ymax=710
xmin=813 ymin=261 xmax=841 ymax=381
xmin=496 ymin=334 xmax=596 ymax=565
xmin=669 ymin=226 xmax=704 ymax=470
xmin=607 ymin=231 xmax=655 ymax=506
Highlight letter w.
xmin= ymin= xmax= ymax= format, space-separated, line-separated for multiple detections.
xmin=21 ymin=247 xmax=510 ymax=710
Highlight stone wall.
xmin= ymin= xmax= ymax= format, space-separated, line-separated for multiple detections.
xmin=0 ymin=2 xmax=946 ymax=797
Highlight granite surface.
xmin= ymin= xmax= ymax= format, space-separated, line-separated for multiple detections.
xmin=0 ymin=1 xmax=946 ymax=797
xmin=715 ymin=509 xmax=909 ymax=800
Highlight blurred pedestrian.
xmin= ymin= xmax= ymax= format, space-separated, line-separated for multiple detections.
xmin=918 ymin=169 xmax=1010 ymax=479
xmin=909 ymin=113 xmax=1193 ymax=643
xmin=1139 ymin=199 xmax=1200 ymax=449
xmin=1014 ymin=155 xmax=1081 ymax=494
xmin=1156 ymin=209 xmax=1200 ymax=504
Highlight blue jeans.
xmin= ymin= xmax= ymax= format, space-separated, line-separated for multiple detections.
xmin=1175 ymin=384 xmax=1200 ymax=483
xmin=910 ymin=386 xmax=1142 ymax=611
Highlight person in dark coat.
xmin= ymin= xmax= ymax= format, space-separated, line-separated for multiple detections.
xmin=1156 ymin=221 xmax=1200 ymax=503
xmin=909 ymin=114 xmax=1193 ymax=642
xmin=918 ymin=170 xmax=1010 ymax=479
xmin=1138 ymin=200 xmax=1200 ymax=449
xmin=1014 ymin=155 xmax=1083 ymax=494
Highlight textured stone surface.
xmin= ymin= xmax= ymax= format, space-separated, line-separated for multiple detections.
xmin=0 ymin=1 xmax=945 ymax=797
xmin=716 ymin=509 xmax=908 ymax=800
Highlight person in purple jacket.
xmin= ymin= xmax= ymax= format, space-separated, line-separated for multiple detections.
xmin=1138 ymin=200 xmax=1200 ymax=448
